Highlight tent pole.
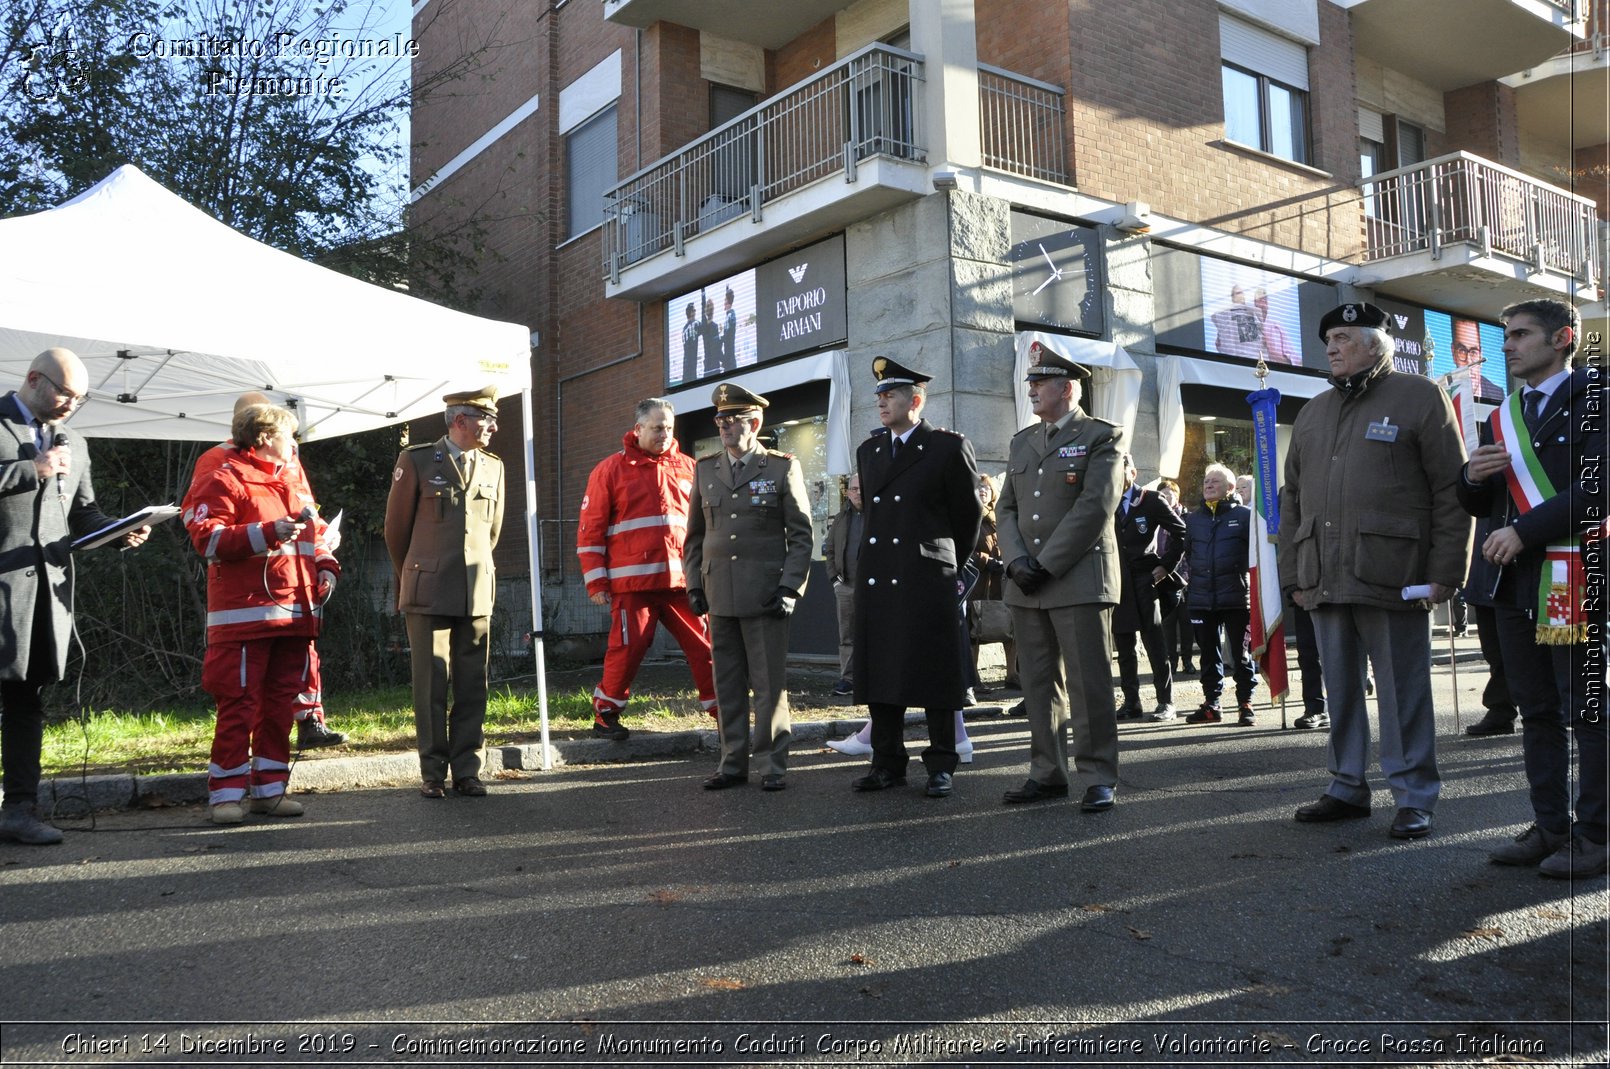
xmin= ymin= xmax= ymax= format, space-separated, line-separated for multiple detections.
xmin=520 ymin=387 xmax=551 ymax=770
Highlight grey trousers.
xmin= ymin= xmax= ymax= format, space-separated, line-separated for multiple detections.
xmin=834 ymin=580 xmax=856 ymax=682
xmin=1312 ymin=604 xmax=1439 ymax=811
xmin=709 ymin=613 xmax=792 ymax=777
xmin=1009 ymin=602 xmax=1118 ymax=789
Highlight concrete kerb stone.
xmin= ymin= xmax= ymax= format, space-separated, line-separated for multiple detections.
xmin=37 ymin=773 xmax=135 ymax=815
xmin=36 ymin=711 xmax=970 ymax=814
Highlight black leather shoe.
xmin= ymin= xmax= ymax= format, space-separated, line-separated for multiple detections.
xmin=1389 ymin=807 xmax=1433 ymax=839
xmin=453 ymin=777 xmax=487 ymax=797
xmin=419 ymin=779 xmax=446 ymax=799
xmin=1116 ymin=702 xmax=1145 ymax=720
xmin=926 ymin=771 xmax=952 ymax=798
xmin=1007 ymin=699 xmax=1027 ymax=717
xmin=852 ymin=769 xmax=906 ymax=792
xmin=1080 ymin=784 xmax=1116 ymax=812
xmin=761 ymin=774 xmax=786 ymax=792
xmin=1002 ymin=780 xmax=1069 ymax=805
xmin=1465 ymin=714 xmax=1516 ymax=737
xmin=1294 ymin=795 xmax=1371 ymax=822
xmin=703 ymin=772 xmax=747 ymax=790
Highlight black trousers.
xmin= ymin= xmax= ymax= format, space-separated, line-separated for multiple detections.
xmin=1289 ymin=599 xmax=1325 ymax=715
xmin=1115 ymin=620 xmax=1172 ymax=706
xmin=868 ymin=701 xmax=957 ymax=777
xmin=2 ymin=597 xmax=57 ymax=806
xmin=1472 ymin=603 xmax=1516 ymax=720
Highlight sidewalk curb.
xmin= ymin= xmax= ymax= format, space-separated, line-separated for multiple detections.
xmin=33 ymin=713 xmax=942 ymax=812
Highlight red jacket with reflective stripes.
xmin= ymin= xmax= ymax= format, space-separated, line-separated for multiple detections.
xmin=577 ymin=430 xmax=697 ymax=597
xmin=186 ymin=448 xmax=339 ymax=643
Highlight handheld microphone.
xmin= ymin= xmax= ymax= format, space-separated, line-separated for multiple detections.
xmin=52 ymin=430 xmax=67 ymax=501
xmin=297 ymin=505 xmax=316 ymax=523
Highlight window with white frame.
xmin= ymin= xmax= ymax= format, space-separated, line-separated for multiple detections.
xmin=1219 ymin=13 xmax=1310 ymax=165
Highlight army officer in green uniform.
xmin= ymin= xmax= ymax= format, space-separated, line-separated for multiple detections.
xmin=998 ymin=343 xmax=1125 ymax=812
xmin=384 ymin=387 xmax=506 ymax=799
xmin=684 ymin=384 xmax=813 ymax=791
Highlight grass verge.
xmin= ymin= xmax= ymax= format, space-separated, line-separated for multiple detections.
xmin=39 ymin=678 xmax=719 ymax=778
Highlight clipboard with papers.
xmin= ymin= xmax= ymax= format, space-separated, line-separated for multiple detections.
xmin=71 ymin=504 xmax=182 ymax=552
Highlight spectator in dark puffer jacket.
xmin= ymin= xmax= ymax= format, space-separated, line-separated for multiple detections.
xmin=1182 ymin=464 xmax=1258 ymax=725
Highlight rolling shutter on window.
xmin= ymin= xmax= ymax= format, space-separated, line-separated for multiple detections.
xmin=1219 ymin=13 xmax=1309 ymax=90
xmin=1358 ymin=107 xmax=1385 ymax=144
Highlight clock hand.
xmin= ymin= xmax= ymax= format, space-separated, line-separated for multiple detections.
xmin=1032 ymin=273 xmax=1057 ymax=296
xmin=1039 ymin=243 xmax=1057 ymax=273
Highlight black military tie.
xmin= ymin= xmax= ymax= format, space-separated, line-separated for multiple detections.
xmin=890 ymin=435 xmax=901 ymax=459
xmin=1522 ymin=389 xmax=1545 ymax=435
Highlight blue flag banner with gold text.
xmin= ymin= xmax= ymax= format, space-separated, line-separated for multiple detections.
xmin=1246 ymin=386 xmax=1288 ymax=701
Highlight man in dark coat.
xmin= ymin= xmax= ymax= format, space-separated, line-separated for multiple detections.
xmin=1459 ymin=298 xmax=1605 ymax=879
xmin=851 ymin=357 xmax=982 ymax=800
xmin=1281 ymin=302 xmax=1469 ymax=842
xmin=1112 ymin=453 xmax=1186 ymax=721
xmin=1 ymin=348 xmax=151 ymax=845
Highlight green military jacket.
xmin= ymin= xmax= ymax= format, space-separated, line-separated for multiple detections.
xmin=684 ymin=445 xmax=813 ymax=617
xmin=998 ymin=408 xmax=1125 ymax=609
xmin=384 ymin=436 xmax=505 ymax=617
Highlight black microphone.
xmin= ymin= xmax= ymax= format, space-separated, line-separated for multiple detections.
xmin=51 ymin=430 xmax=67 ymax=501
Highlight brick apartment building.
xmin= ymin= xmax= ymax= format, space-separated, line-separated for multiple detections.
xmin=409 ymin=0 xmax=1607 ymax=655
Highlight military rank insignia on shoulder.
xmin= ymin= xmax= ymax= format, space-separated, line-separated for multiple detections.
xmin=768 ymin=449 xmax=795 ymax=461
xmin=404 ymin=442 xmax=433 ymax=452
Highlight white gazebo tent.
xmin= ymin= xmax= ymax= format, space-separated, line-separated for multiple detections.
xmin=0 ymin=165 xmax=554 ymax=764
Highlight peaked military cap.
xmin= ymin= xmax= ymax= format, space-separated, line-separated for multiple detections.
xmin=871 ymin=356 xmax=933 ymax=393
xmin=712 ymin=382 xmax=768 ymax=413
xmin=443 ymin=385 xmax=500 ymax=417
xmin=1317 ymin=302 xmax=1391 ymax=342
xmin=1023 ymin=340 xmax=1091 ymax=381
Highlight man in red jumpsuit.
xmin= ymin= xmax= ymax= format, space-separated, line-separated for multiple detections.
xmin=577 ymin=398 xmax=717 ymax=740
xmin=182 ymin=392 xmax=344 ymax=749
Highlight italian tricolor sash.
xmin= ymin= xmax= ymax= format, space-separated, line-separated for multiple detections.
xmin=1492 ymin=392 xmax=1586 ymax=644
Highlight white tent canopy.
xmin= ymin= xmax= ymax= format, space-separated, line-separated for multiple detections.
xmin=0 ymin=165 xmax=531 ymax=440
xmin=0 ymin=166 xmax=555 ymax=765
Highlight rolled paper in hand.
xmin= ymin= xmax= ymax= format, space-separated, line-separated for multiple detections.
xmin=1401 ymin=584 xmax=1433 ymax=601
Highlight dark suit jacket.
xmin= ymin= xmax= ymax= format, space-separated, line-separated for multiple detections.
xmin=1113 ymin=486 xmax=1187 ymax=632
xmin=0 ymin=393 xmax=117 ymax=682
xmin=1457 ymin=366 xmax=1605 ymax=616
xmin=853 ymin=421 xmax=982 ymax=708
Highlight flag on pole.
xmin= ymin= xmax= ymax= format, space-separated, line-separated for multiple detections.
xmin=1439 ymin=367 xmax=1478 ymax=453
xmin=1247 ymin=387 xmax=1289 ymax=702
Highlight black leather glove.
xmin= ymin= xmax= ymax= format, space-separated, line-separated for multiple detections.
xmin=985 ymin=556 xmax=1006 ymax=575
xmin=1006 ymin=556 xmax=1047 ymax=594
xmin=760 ymin=586 xmax=797 ymax=618
xmin=687 ymin=589 xmax=709 ymax=617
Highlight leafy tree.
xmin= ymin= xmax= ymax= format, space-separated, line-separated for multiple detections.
xmin=0 ymin=0 xmax=531 ymax=706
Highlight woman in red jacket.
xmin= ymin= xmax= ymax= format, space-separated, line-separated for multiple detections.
xmin=187 ymin=404 xmax=338 ymax=825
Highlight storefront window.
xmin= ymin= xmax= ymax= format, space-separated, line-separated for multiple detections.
xmin=1177 ymin=414 xmax=1290 ymax=509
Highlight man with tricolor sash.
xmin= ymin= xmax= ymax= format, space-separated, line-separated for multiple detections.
xmin=1459 ymin=298 xmax=1606 ymax=880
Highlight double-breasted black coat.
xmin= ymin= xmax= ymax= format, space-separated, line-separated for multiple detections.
xmin=852 ymin=421 xmax=983 ymax=709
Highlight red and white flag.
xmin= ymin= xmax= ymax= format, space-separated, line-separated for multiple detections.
xmin=1247 ymin=484 xmax=1289 ymax=703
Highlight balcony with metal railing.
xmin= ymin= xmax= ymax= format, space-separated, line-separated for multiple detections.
xmin=601 ymin=44 xmax=928 ymax=298
xmin=1358 ymin=151 xmax=1602 ymax=314
xmin=600 ymin=45 xmax=1072 ymax=299
xmin=979 ymin=64 xmax=1068 ymax=185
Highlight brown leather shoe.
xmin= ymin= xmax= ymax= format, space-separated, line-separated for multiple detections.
xmin=419 ymin=779 xmax=447 ymax=799
xmin=453 ymin=777 xmax=487 ymax=797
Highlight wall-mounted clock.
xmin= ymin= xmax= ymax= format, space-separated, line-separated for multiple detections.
xmin=1009 ymin=212 xmax=1102 ymax=335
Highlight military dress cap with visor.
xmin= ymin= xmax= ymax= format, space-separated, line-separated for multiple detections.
xmin=871 ymin=356 xmax=933 ymax=393
xmin=443 ymin=386 xmax=501 ymax=417
xmin=1316 ymin=302 xmax=1391 ymax=342
xmin=1023 ymin=340 xmax=1092 ymax=382
xmin=712 ymin=383 xmax=769 ymax=413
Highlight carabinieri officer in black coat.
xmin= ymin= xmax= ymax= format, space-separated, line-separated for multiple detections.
xmin=850 ymin=357 xmax=983 ymax=799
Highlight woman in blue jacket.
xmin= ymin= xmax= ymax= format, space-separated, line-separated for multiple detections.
xmin=1183 ymin=464 xmax=1259 ymax=725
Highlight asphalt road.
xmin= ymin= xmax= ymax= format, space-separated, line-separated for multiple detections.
xmin=1 ymin=657 xmax=1606 ymax=1068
